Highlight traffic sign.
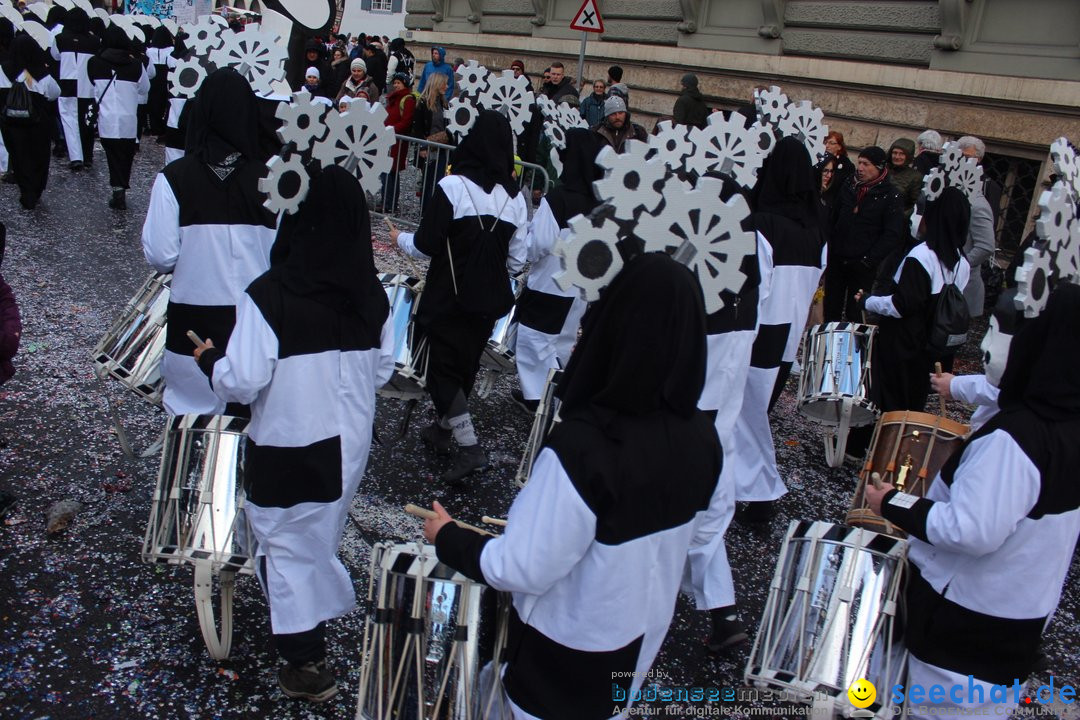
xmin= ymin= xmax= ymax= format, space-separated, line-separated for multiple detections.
xmin=570 ymin=0 xmax=604 ymax=33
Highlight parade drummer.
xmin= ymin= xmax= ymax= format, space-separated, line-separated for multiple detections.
xmin=193 ymin=166 xmax=394 ymax=703
xmin=388 ymin=110 xmax=529 ymax=485
xmin=423 ymin=253 xmax=723 ymax=720
xmin=866 ymin=284 xmax=1080 ymax=719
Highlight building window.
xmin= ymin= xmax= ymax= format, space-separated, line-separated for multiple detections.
xmin=371 ymin=0 xmax=392 ymax=11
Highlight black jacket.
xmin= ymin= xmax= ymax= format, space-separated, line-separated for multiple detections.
xmin=672 ymin=87 xmax=708 ymax=129
xmin=830 ymin=173 xmax=905 ymax=267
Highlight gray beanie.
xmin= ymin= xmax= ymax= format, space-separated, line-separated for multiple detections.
xmin=604 ymin=95 xmax=627 ymax=117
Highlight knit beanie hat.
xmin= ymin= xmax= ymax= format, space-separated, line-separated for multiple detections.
xmin=604 ymin=95 xmax=627 ymax=117
xmin=392 ymin=71 xmax=412 ymax=87
xmin=859 ymin=146 xmax=887 ymax=170
xmin=350 ymin=58 xmax=366 ymax=73
xmin=510 ymin=59 xmax=525 ymax=72
xmin=305 ymin=66 xmax=320 ymax=80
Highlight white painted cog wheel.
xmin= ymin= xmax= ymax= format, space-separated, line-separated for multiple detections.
xmin=1014 ymin=246 xmax=1054 ymax=318
xmin=208 ymin=30 xmax=287 ymax=96
xmin=1035 ymin=184 xmax=1076 ymax=254
xmin=923 ymin=167 xmax=947 ymax=202
xmin=446 ymin=97 xmax=478 ymax=138
xmin=940 ymin=143 xmax=964 ymax=174
xmin=455 ymin=60 xmax=490 ymax=100
xmin=777 ymin=100 xmax=827 ymax=158
xmin=534 ymin=94 xmax=558 ymax=123
xmin=747 ymin=121 xmax=777 ymax=158
xmin=1053 ymin=217 xmax=1080 ymax=284
xmin=553 ymin=217 xmax=624 ymax=301
xmin=593 ymin=140 xmax=668 ymax=218
xmin=556 ymin=103 xmax=589 ymax=130
xmin=754 ymin=86 xmax=788 ymax=126
xmin=1049 ymin=137 xmax=1079 ymax=202
xmin=477 ymin=70 xmax=535 ymax=135
xmin=311 ymin=103 xmax=395 ymax=196
xmin=635 ymin=177 xmax=755 ymax=314
xmin=259 ymin=154 xmax=310 ymax=215
xmin=649 ymin=120 xmax=694 ymax=172
xmin=549 ymin=146 xmax=563 ymax=178
xmin=949 ymin=158 xmax=984 ymax=199
xmin=169 ymin=57 xmax=208 ymax=100
xmin=275 ymin=90 xmax=330 ymax=148
xmin=543 ymin=120 xmax=567 ymax=150
xmin=687 ymin=111 xmax=763 ymax=188
xmin=184 ymin=16 xmax=224 ymax=56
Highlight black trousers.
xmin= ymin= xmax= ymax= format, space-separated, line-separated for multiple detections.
xmin=101 ymin=137 xmax=137 ymax=189
xmin=823 ymin=257 xmax=876 ymax=323
xmin=416 ymin=312 xmax=496 ymax=419
xmin=5 ymin=120 xmax=52 ymax=202
xmin=77 ymin=98 xmax=96 ymax=163
xmin=275 ymin=621 xmax=326 ymax=665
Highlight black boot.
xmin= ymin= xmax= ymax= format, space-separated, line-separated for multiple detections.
xmin=441 ymin=444 xmax=488 ymax=485
xmin=419 ymin=422 xmax=452 ymax=456
xmin=707 ymin=606 xmax=748 ymax=653
xmin=108 ymin=188 xmax=126 ymax=209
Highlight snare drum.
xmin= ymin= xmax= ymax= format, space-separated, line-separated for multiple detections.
xmin=798 ymin=322 xmax=878 ymax=427
xmin=746 ymin=520 xmax=907 ymax=719
xmin=515 ymin=368 xmax=562 ymax=487
xmin=378 ymin=274 xmax=430 ymax=400
xmin=481 ymin=277 xmax=522 ymax=373
xmin=847 ymin=410 xmax=968 ymax=537
xmin=92 ymin=272 xmax=171 ymax=405
xmin=142 ymin=414 xmax=254 ymax=659
xmin=356 ymin=542 xmax=510 ymax=720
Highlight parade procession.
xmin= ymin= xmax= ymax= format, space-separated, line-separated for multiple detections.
xmin=0 ymin=0 xmax=1079 ymax=718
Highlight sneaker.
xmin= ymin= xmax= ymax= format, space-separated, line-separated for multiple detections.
xmin=441 ymin=444 xmax=489 ymax=485
xmin=68 ymin=160 xmax=84 ymax=172
xmin=108 ymin=189 xmax=126 ymax=210
xmin=707 ymin=610 xmax=748 ymax=653
xmin=419 ymin=422 xmax=452 ymax=456
xmin=510 ymin=389 xmax=539 ymax=415
xmin=278 ymin=660 xmax=338 ymax=703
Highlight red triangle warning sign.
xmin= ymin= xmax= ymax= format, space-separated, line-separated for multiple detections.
xmin=570 ymin=0 xmax=604 ymax=33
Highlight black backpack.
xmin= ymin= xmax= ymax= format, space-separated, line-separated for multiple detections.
xmin=926 ymin=262 xmax=971 ymax=354
xmin=2 ymin=81 xmax=42 ymax=127
xmin=394 ymin=49 xmax=415 ymax=80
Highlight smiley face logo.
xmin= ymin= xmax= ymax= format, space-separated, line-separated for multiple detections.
xmin=848 ymin=679 xmax=876 ymax=708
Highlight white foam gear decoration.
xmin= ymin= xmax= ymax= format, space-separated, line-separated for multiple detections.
xmin=940 ymin=143 xmax=964 ymax=174
xmin=922 ymin=167 xmax=947 ymax=201
xmin=950 ymin=158 xmax=984 ymax=199
xmin=1036 ymin=184 xmax=1076 ymax=255
xmin=275 ymin=89 xmax=330 ymax=147
xmin=593 ymin=141 xmax=667 ymax=217
xmin=186 ymin=16 xmax=225 ymax=56
xmin=455 ymin=60 xmax=490 ymax=100
xmin=543 ymin=120 xmax=567 ymax=150
xmin=540 ymin=101 xmax=589 ymax=168
xmin=1056 ymin=221 xmax=1080 ymax=284
xmin=556 ymin=103 xmax=589 ymax=130
xmin=169 ymin=56 xmax=208 ymax=100
xmin=553 ymin=217 xmax=625 ymax=301
xmin=208 ymin=30 xmax=287 ymax=96
xmin=635 ymin=177 xmax=756 ymax=314
xmin=651 ymin=120 xmax=694 ymax=171
xmin=777 ymin=100 xmax=827 ymax=158
xmin=446 ymin=97 xmax=478 ymax=138
xmin=1014 ymin=246 xmax=1054 ymax=318
xmin=477 ymin=69 xmax=535 ymax=136
xmin=687 ymin=111 xmax=763 ymax=189
xmin=1049 ymin=137 xmax=1080 ymax=202
xmin=259 ymin=153 xmax=310 ymax=215
xmin=921 ymin=150 xmax=984 ymax=202
xmin=549 ymin=146 xmax=563 ymax=178
xmin=748 ymin=120 xmax=777 ymax=157
xmin=754 ymin=86 xmax=789 ymax=126
xmin=162 ymin=18 xmax=179 ymax=36
xmin=534 ymin=94 xmax=558 ymax=123
xmin=311 ymin=101 xmax=396 ymax=197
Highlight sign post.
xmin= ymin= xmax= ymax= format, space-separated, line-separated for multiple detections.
xmin=570 ymin=0 xmax=604 ymax=91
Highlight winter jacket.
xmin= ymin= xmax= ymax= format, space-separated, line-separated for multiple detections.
xmin=0 ymin=272 xmax=20 ymax=386
xmin=385 ymin=86 xmax=416 ymax=171
xmin=579 ymin=92 xmax=605 ymax=129
xmin=830 ymin=172 xmax=905 ymax=269
xmin=336 ymin=74 xmax=379 ymax=103
xmin=543 ymin=77 xmax=576 ymax=104
xmin=417 ymin=47 xmax=454 ymax=101
xmin=672 ymin=87 xmax=708 ymax=129
xmin=887 ymin=139 xmax=922 ymax=218
xmin=593 ymin=119 xmax=648 ymax=154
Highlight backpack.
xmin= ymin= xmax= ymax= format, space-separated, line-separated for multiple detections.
xmin=393 ymin=49 xmax=415 ymax=80
xmin=926 ymin=261 xmax=971 ymax=355
xmin=2 ymin=79 xmax=42 ymax=127
xmin=398 ymin=90 xmax=421 ymax=136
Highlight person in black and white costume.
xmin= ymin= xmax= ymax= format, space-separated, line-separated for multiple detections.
xmin=511 ymin=128 xmax=604 ymax=413
xmin=161 ymin=32 xmax=190 ymax=166
xmin=145 ymin=24 xmax=171 ymax=139
xmin=729 ymin=137 xmax=827 ymax=521
xmin=390 ymin=110 xmax=529 ymax=484
xmin=87 ymin=24 xmax=149 ymax=209
xmin=424 ymin=253 xmax=722 ymax=720
xmin=51 ymin=4 xmax=98 ymax=170
xmin=142 ymin=68 xmax=277 ymax=417
xmin=194 ymin=166 xmax=394 ymax=704
xmin=866 ymin=283 xmax=1080 ymax=718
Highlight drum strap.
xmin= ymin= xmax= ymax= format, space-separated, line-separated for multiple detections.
xmin=194 ymin=563 xmax=236 ymax=660
xmin=824 ymin=397 xmax=855 ymax=468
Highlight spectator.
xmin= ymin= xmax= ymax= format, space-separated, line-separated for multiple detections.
xmin=824 ymin=130 xmax=855 ymax=188
xmin=418 ymin=46 xmax=453 ymax=101
xmin=362 ymin=43 xmax=388 ymax=94
xmin=543 ymin=61 xmax=575 ymax=103
xmin=385 ymin=37 xmax=414 ymax=86
xmin=914 ymin=129 xmax=943 ymax=175
xmin=579 ymin=78 xmax=606 ymax=128
xmin=957 ymin=134 xmax=1002 ymax=231
xmin=299 ymin=39 xmax=331 ymax=98
xmin=887 ymin=138 xmax=921 ymax=218
xmin=379 ymin=72 xmax=417 ymax=213
xmin=607 ymin=65 xmax=628 ymax=101
xmin=509 ymin=58 xmax=525 ymax=81
xmin=302 ymin=67 xmax=321 ymax=96
xmin=592 ymin=95 xmax=647 ymax=154
xmin=335 ymin=58 xmax=378 ymax=103
xmin=672 ymin=73 xmax=708 ymax=129
xmin=413 ymin=73 xmax=450 ymax=209
xmin=328 ymin=46 xmax=349 ymax=95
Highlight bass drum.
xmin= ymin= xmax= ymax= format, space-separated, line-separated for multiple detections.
xmin=92 ymin=272 xmax=170 ymax=405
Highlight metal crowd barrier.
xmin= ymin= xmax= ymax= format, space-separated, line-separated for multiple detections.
xmin=368 ymin=134 xmax=553 ymax=231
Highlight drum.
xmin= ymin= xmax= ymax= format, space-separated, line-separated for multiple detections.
xmin=141 ymin=414 xmax=254 ymax=660
xmin=356 ymin=542 xmax=510 ymax=720
xmin=92 ymin=272 xmax=171 ymax=405
xmin=480 ymin=277 xmax=522 ymax=373
xmin=847 ymin=410 xmax=969 ymax=537
xmin=378 ymin=274 xmax=430 ymax=400
xmin=746 ymin=520 xmax=907 ymax=720
xmin=798 ymin=322 xmax=878 ymax=427
xmin=515 ymin=368 xmax=562 ymax=488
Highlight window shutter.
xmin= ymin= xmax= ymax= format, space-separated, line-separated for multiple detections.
xmin=391 ymin=0 xmax=403 ymax=12
xmin=360 ymin=0 xmax=372 ymax=10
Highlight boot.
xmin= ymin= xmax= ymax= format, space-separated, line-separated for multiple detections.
xmin=707 ymin=606 xmax=748 ymax=653
xmin=278 ymin=660 xmax=338 ymax=702
xmin=441 ymin=444 xmax=488 ymax=485
xmin=108 ymin=188 xmax=126 ymax=209
xmin=419 ymin=422 xmax=452 ymax=456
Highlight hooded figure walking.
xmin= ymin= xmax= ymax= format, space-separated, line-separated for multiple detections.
xmin=418 ymin=46 xmax=453 ymax=101
xmin=672 ymin=73 xmax=708 ymax=129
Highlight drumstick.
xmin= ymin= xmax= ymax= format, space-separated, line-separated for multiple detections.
xmin=186 ymin=330 xmax=205 ymax=346
xmin=934 ymin=362 xmax=946 ymax=416
xmin=871 ymin=471 xmax=883 ymax=490
xmin=404 ymin=503 xmax=495 ymax=537
xmin=481 ymin=516 xmax=508 ymax=527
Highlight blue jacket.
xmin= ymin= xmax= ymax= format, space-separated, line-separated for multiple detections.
xmin=417 ymin=47 xmax=454 ymax=101
xmin=580 ymin=92 xmax=606 ymax=129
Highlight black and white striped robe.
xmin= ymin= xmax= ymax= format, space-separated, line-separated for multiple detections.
xmin=142 ymin=158 xmax=277 ymax=415
xmin=162 ymin=53 xmax=186 ymax=165
xmin=730 ymin=215 xmax=825 ymax=502
xmin=881 ymin=410 xmax=1080 ymax=716
xmin=200 ymin=276 xmax=394 ymax=634
xmin=52 ymin=27 xmax=98 ymax=163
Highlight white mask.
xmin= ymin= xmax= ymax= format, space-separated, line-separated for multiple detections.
xmin=981 ymin=316 xmax=1013 ymax=387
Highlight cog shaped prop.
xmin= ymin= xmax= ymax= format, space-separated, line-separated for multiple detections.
xmin=543 ymin=120 xmax=567 ymax=151
xmin=651 ymin=120 xmax=694 ymax=171
xmin=1014 ymin=246 xmax=1054 ymax=318
xmin=940 ymin=143 xmax=964 ymax=174
xmin=259 ymin=154 xmax=310 ymax=215
xmin=447 ymin=97 xmax=479 ymax=138
xmin=634 ymin=178 xmax=756 ymax=314
xmin=687 ymin=112 xmax=763 ymax=189
xmin=186 ymin=16 xmax=225 ymax=56
xmin=777 ymin=100 xmax=827 ymax=158
xmin=748 ymin=121 xmax=777 ymax=157
xmin=949 ymin=158 xmax=984 ymax=200
xmin=534 ymin=94 xmax=559 ymax=123
xmin=553 ymin=217 xmax=624 ymax=301
xmin=923 ymin=167 xmax=947 ymax=202
xmin=1036 ymin=184 xmax=1076 ymax=255
xmin=1049 ymin=137 xmax=1080 ymax=202
xmin=208 ymin=30 xmax=287 ymax=96
xmin=477 ymin=69 xmax=535 ymax=136
xmin=754 ymin=86 xmax=788 ymax=126
xmin=556 ymin=103 xmax=589 ymax=131
xmin=593 ymin=141 xmax=668 ymax=218
xmin=311 ymin=102 xmax=396 ymax=197
xmin=275 ymin=89 xmax=330 ymax=148
xmin=170 ymin=57 xmax=208 ymax=100
xmin=456 ymin=60 xmax=490 ymax=100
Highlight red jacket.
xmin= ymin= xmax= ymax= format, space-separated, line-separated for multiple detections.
xmin=0 ymin=273 xmax=21 ymax=385
xmin=385 ymin=86 xmax=416 ymax=171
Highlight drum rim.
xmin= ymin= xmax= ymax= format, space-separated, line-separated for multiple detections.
xmin=876 ymin=409 xmax=969 ymax=438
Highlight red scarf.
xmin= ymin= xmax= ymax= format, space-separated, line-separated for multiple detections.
xmin=854 ymin=167 xmax=890 ymax=209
